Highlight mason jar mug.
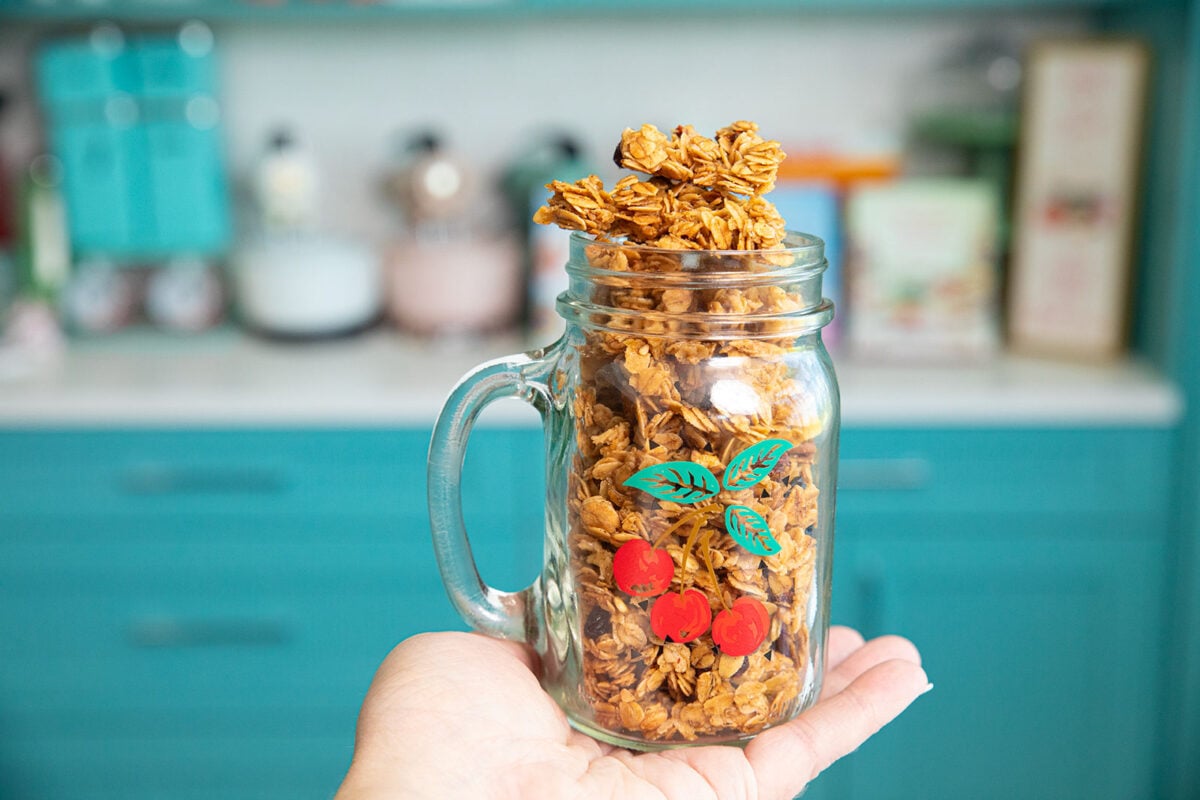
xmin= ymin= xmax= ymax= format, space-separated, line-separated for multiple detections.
xmin=428 ymin=232 xmax=839 ymax=750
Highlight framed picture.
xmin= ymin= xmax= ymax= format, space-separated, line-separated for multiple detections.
xmin=1007 ymin=38 xmax=1150 ymax=361
xmin=845 ymin=179 xmax=1001 ymax=362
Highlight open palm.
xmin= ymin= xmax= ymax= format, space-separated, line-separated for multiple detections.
xmin=336 ymin=627 xmax=927 ymax=800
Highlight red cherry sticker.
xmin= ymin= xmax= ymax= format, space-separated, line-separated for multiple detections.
xmin=612 ymin=540 xmax=674 ymax=597
xmin=711 ymin=596 xmax=770 ymax=656
xmin=650 ymin=589 xmax=712 ymax=643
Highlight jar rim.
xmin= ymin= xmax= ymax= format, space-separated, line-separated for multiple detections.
xmin=555 ymin=296 xmax=835 ymax=340
xmin=558 ymin=228 xmax=834 ymax=339
xmin=567 ymin=230 xmax=827 ymax=281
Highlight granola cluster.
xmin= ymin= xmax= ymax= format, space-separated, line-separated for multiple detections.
xmin=537 ymin=123 xmax=829 ymax=744
xmin=534 ymin=121 xmax=787 ymax=250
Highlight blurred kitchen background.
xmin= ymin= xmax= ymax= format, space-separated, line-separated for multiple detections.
xmin=0 ymin=1 xmax=1199 ymax=798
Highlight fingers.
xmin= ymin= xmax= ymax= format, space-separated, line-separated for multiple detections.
xmin=746 ymin=658 xmax=930 ymax=800
xmin=821 ymin=634 xmax=921 ymax=699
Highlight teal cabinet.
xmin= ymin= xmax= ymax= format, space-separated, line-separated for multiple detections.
xmin=806 ymin=426 xmax=1174 ymax=800
xmin=0 ymin=427 xmax=542 ymax=800
xmin=0 ymin=423 xmax=1174 ymax=798
xmin=829 ymin=536 xmax=1163 ymax=800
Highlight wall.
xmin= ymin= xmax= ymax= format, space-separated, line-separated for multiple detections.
xmin=1 ymin=10 xmax=1091 ymax=244
xmin=213 ymin=11 xmax=1090 ymax=240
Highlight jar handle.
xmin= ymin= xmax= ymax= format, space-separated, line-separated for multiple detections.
xmin=428 ymin=351 xmax=554 ymax=642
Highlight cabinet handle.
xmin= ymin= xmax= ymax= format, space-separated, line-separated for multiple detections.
xmin=119 ymin=465 xmax=286 ymax=496
xmin=127 ymin=617 xmax=292 ymax=648
xmin=838 ymin=458 xmax=931 ymax=491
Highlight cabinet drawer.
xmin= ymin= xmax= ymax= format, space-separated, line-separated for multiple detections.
xmin=0 ymin=511 xmax=536 ymax=597
xmin=0 ymin=710 xmax=352 ymax=800
xmin=837 ymin=427 xmax=1174 ymax=520
xmin=0 ymin=574 xmax=455 ymax=714
xmin=0 ymin=510 xmax=537 ymax=713
xmin=0 ymin=429 xmax=420 ymax=517
xmin=0 ymin=428 xmax=539 ymax=521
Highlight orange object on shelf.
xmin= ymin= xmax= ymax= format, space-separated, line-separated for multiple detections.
xmin=777 ymin=152 xmax=901 ymax=190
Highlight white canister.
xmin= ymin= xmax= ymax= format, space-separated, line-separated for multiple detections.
xmin=232 ymin=233 xmax=382 ymax=338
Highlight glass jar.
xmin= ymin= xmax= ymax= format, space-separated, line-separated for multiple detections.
xmin=429 ymin=231 xmax=838 ymax=750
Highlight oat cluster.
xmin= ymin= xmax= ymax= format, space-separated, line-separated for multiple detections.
xmin=534 ymin=121 xmax=787 ymax=250
xmin=537 ymin=122 xmax=827 ymax=744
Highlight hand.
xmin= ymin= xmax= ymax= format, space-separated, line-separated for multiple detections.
xmin=336 ymin=626 xmax=928 ymax=800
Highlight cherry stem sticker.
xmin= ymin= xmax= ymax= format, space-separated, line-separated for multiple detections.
xmin=619 ymin=438 xmax=790 ymax=653
xmin=697 ymin=530 xmax=728 ymax=612
xmin=676 ymin=515 xmax=705 ymax=595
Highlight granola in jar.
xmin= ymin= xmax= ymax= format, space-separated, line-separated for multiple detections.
xmin=535 ymin=122 xmax=837 ymax=746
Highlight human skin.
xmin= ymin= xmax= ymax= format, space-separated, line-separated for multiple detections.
xmin=335 ymin=626 xmax=929 ymax=800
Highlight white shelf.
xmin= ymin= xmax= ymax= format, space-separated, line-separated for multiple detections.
xmin=0 ymin=330 xmax=1183 ymax=428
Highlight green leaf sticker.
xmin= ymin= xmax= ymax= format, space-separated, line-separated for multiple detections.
xmin=722 ymin=439 xmax=793 ymax=490
xmin=624 ymin=462 xmax=720 ymax=504
xmin=725 ymin=505 xmax=781 ymax=556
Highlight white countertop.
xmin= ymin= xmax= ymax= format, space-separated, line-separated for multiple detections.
xmin=0 ymin=329 xmax=1184 ymax=428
